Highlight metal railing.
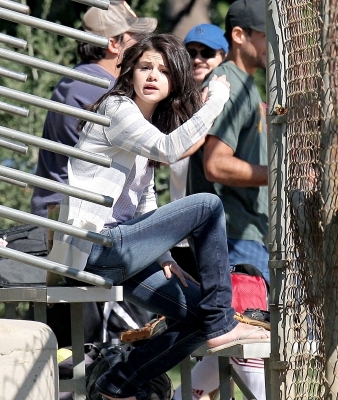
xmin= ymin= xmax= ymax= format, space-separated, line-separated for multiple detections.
xmin=0 ymin=0 xmax=116 ymax=287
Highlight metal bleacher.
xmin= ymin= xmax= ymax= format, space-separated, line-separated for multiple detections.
xmin=0 ymin=1 xmax=123 ymax=398
xmin=0 ymin=2 xmax=272 ymax=399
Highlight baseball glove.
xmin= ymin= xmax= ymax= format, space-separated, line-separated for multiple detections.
xmin=234 ymin=308 xmax=270 ymax=331
xmin=120 ymin=316 xmax=167 ymax=343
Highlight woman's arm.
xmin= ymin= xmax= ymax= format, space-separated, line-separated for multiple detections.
xmin=179 ymin=137 xmax=205 ymax=159
xmin=103 ymin=77 xmax=230 ymax=164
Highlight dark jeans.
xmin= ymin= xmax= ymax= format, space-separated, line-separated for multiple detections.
xmin=86 ymin=193 xmax=237 ymax=397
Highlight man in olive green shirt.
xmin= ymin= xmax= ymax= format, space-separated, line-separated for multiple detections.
xmin=188 ymin=0 xmax=269 ymax=284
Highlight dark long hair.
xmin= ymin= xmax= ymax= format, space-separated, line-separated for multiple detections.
xmin=79 ymin=33 xmax=202 ymax=134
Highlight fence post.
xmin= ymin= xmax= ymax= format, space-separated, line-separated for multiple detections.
xmin=267 ymin=0 xmax=288 ymax=399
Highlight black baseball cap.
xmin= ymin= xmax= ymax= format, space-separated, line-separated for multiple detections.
xmin=225 ymin=0 xmax=266 ymax=34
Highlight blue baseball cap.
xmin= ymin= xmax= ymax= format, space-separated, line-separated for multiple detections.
xmin=184 ymin=24 xmax=229 ymax=53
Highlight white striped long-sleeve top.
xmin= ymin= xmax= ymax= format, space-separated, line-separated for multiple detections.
xmin=48 ymin=80 xmax=230 ymax=273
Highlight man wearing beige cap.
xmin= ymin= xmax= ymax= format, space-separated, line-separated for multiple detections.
xmin=81 ymin=1 xmax=157 ymax=78
xmin=30 ymin=2 xmax=157 ymax=394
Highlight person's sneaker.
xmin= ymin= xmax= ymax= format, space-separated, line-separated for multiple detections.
xmin=136 ymin=373 xmax=174 ymax=400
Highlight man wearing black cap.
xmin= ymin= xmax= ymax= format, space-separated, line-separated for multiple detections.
xmin=187 ymin=0 xmax=268 ymax=399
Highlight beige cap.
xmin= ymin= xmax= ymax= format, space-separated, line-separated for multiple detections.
xmin=82 ymin=0 xmax=157 ymax=38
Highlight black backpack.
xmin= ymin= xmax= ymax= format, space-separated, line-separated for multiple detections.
xmin=0 ymin=224 xmax=48 ymax=286
xmin=85 ymin=343 xmax=174 ymax=400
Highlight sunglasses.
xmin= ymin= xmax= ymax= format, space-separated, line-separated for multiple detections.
xmin=187 ymin=47 xmax=217 ymax=59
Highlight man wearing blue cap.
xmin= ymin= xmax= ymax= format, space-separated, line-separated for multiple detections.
xmin=184 ymin=24 xmax=229 ymax=87
xmin=187 ymin=0 xmax=268 ymax=399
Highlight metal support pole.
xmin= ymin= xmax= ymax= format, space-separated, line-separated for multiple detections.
xmin=71 ymin=302 xmax=86 ymax=400
xmin=0 ymin=32 xmax=27 ymax=48
xmin=0 ymin=126 xmax=112 ymax=168
xmin=0 ymin=205 xmax=114 ymax=247
xmin=0 ymin=246 xmax=113 ymax=288
xmin=0 ymin=86 xmax=111 ymax=126
xmin=267 ymin=0 xmax=288 ymax=399
xmin=0 ymin=137 xmax=27 ymax=153
xmin=71 ymin=0 xmax=109 ymax=9
xmin=0 ymin=101 xmax=29 ymax=117
xmin=0 ymin=0 xmax=29 ymax=14
xmin=0 ymin=48 xmax=110 ymax=89
xmin=0 ymin=7 xmax=109 ymax=48
xmin=0 ymin=165 xmax=114 ymax=208
xmin=0 ymin=176 xmax=27 ymax=187
xmin=179 ymin=357 xmax=192 ymax=400
xmin=0 ymin=66 xmax=27 ymax=82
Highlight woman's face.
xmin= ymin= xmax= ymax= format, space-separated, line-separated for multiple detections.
xmin=132 ymin=50 xmax=172 ymax=119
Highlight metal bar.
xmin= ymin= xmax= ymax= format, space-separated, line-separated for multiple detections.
xmin=59 ymin=380 xmax=74 ymax=393
xmin=71 ymin=303 xmax=87 ymax=398
xmin=0 ymin=32 xmax=27 ymax=49
xmin=179 ymin=357 xmax=193 ymax=400
xmin=0 ymin=8 xmax=109 ymax=48
xmin=0 ymin=137 xmax=27 ymax=153
xmin=230 ymin=364 xmax=257 ymax=399
xmin=0 ymin=0 xmax=30 ymax=14
xmin=71 ymin=0 xmax=109 ymax=10
xmin=0 ymin=165 xmax=114 ymax=208
xmin=34 ymin=303 xmax=47 ymax=323
xmin=0 ymin=48 xmax=110 ymax=89
xmin=218 ymin=357 xmax=231 ymax=400
xmin=0 ymin=66 xmax=27 ymax=82
xmin=4 ymin=302 xmax=17 ymax=318
xmin=264 ymin=357 xmax=271 ymax=400
xmin=267 ymin=0 xmax=288 ymax=399
xmin=0 ymin=205 xmax=114 ymax=246
xmin=0 ymin=176 xmax=27 ymax=188
xmin=0 ymin=246 xmax=113 ymax=288
xmin=0 ymin=86 xmax=111 ymax=126
xmin=0 ymin=101 xmax=29 ymax=117
xmin=0 ymin=126 xmax=112 ymax=168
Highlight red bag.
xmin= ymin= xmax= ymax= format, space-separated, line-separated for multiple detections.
xmin=230 ymin=264 xmax=268 ymax=313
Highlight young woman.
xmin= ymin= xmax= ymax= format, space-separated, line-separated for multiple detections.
xmin=47 ymin=33 xmax=269 ymax=400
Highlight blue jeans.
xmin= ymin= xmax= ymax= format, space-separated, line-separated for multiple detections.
xmin=227 ymin=238 xmax=270 ymax=284
xmin=85 ymin=193 xmax=237 ymax=397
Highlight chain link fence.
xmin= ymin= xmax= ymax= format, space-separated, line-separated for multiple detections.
xmin=269 ymin=0 xmax=338 ymax=398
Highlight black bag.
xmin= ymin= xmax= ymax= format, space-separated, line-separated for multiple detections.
xmin=86 ymin=343 xmax=129 ymax=400
xmin=85 ymin=343 xmax=174 ymax=400
xmin=0 ymin=224 xmax=48 ymax=286
xmin=57 ymin=342 xmax=114 ymax=400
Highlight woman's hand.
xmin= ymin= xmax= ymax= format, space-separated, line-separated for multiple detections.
xmin=162 ymin=260 xmax=200 ymax=287
xmin=202 ymin=74 xmax=230 ymax=103
xmin=211 ymin=74 xmax=231 ymax=89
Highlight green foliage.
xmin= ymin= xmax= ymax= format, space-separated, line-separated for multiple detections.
xmin=210 ymin=1 xmax=230 ymax=27
xmin=155 ymin=165 xmax=170 ymax=206
xmin=0 ymin=0 xmax=78 ymax=228
xmin=130 ymin=0 xmax=164 ymax=18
